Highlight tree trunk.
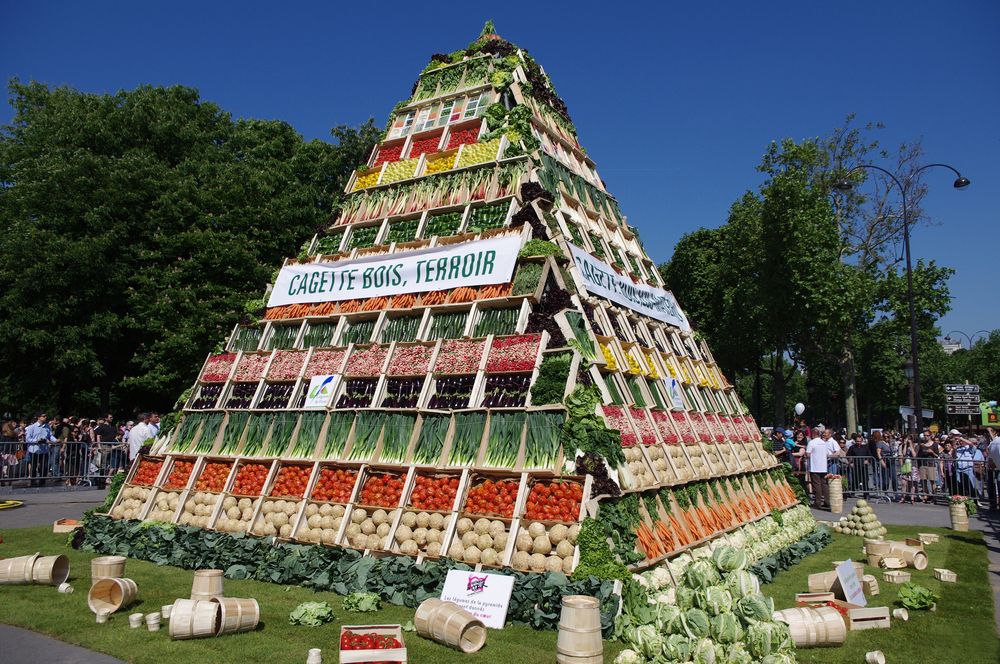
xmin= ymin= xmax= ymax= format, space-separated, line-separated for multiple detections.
xmin=840 ymin=350 xmax=859 ymax=434
xmin=772 ymin=352 xmax=787 ymax=427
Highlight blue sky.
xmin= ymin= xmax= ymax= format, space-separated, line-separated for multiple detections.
xmin=3 ymin=1 xmax=997 ymax=338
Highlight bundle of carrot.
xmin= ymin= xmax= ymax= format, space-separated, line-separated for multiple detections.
xmin=390 ymin=293 xmax=416 ymax=309
xmin=421 ymin=290 xmax=447 ymax=306
xmin=478 ymin=282 xmax=512 ymax=299
xmin=338 ymin=299 xmax=363 ymax=313
xmin=362 ymin=296 xmax=388 ymax=312
xmin=447 ymin=287 xmax=477 ymax=303
xmin=635 ymin=521 xmax=663 ymax=559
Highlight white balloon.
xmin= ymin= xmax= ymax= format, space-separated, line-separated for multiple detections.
xmin=794 ymin=403 xmax=806 ymax=415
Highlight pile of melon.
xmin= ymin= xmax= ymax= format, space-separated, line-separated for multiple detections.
xmin=510 ymin=521 xmax=580 ymax=574
xmin=833 ymin=500 xmax=886 ymax=538
xmin=147 ymin=491 xmax=181 ymax=522
xmin=111 ymin=486 xmax=152 ymax=520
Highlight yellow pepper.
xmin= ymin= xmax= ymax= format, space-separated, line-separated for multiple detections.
xmin=353 ymin=170 xmax=380 ymax=191
xmin=644 ymin=352 xmax=660 ymax=379
xmin=424 ymin=153 xmax=455 ymax=175
xmin=600 ymin=343 xmax=618 ymax=371
xmin=626 ymin=352 xmax=645 ymax=375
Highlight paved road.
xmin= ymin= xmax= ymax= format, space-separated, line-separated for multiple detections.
xmin=0 ymin=487 xmax=108 ymax=529
xmin=0 ymin=624 xmax=124 ymax=664
xmin=814 ymin=496 xmax=1000 ymax=636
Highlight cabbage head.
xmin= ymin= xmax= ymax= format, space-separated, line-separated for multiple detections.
xmin=684 ymin=607 xmax=712 ymax=639
xmin=676 ymin=585 xmax=697 ymax=609
xmin=684 ymin=559 xmax=722 ymax=589
xmin=701 ymin=586 xmax=734 ymax=616
xmin=654 ymin=602 xmax=684 ymax=635
xmin=723 ymin=570 xmax=760 ymax=598
xmin=664 ymin=633 xmax=693 ymax=661
xmin=723 ymin=643 xmax=753 ymax=664
xmin=633 ymin=624 xmax=663 ymax=660
xmin=692 ymin=637 xmax=717 ymax=664
xmin=735 ymin=594 xmax=774 ymax=624
xmin=746 ymin=622 xmax=791 ymax=659
xmin=613 ymin=649 xmax=642 ymax=664
xmin=712 ymin=545 xmax=748 ymax=572
xmin=711 ymin=613 xmax=744 ymax=644
xmin=761 ymin=654 xmax=797 ymax=664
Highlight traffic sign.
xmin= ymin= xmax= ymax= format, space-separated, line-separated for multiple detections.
xmin=946 ymin=394 xmax=979 ymax=404
xmin=947 ymin=405 xmax=980 ymax=416
xmin=945 ymin=384 xmax=980 ymax=394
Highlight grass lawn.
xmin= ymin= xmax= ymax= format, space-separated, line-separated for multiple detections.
xmin=765 ymin=524 xmax=998 ymax=664
xmin=0 ymin=525 xmax=625 ymax=664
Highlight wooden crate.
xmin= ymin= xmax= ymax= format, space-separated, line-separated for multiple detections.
xmin=883 ymin=570 xmax=911 ymax=584
xmin=339 ymin=625 xmax=407 ymax=663
xmin=848 ymin=606 xmax=891 ymax=631
xmin=933 ymin=568 xmax=957 ymax=583
xmin=862 ymin=574 xmax=880 ymax=596
xmin=795 ymin=592 xmax=835 ymax=606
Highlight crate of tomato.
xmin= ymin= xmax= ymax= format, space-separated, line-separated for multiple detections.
xmin=339 ymin=625 xmax=407 ymax=663
xmin=128 ymin=456 xmax=166 ymax=486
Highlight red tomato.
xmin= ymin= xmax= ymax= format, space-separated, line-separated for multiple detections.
xmin=270 ymin=464 xmax=311 ymax=498
xmin=523 ymin=480 xmax=582 ymax=522
xmin=163 ymin=460 xmax=194 ymax=489
xmin=310 ymin=467 xmax=358 ymax=503
xmin=464 ymin=479 xmax=518 ymax=518
xmin=359 ymin=472 xmax=404 ymax=507
xmin=194 ymin=462 xmax=232 ymax=491
xmin=133 ymin=459 xmax=163 ymax=486
xmin=408 ymin=474 xmax=458 ymax=511
xmin=232 ymin=462 xmax=269 ymax=496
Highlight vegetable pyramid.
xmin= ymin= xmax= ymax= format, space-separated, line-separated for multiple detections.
xmin=115 ymin=22 xmax=801 ymax=575
xmin=833 ymin=499 xmax=886 ymax=538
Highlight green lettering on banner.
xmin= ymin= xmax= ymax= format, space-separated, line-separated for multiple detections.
xmin=481 ymin=250 xmax=496 ymax=275
xmin=415 ymin=260 xmax=427 ymax=283
xmin=307 ymin=272 xmax=319 ymax=294
xmin=434 ymin=257 xmax=448 ymax=282
xmin=346 ymin=270 xmax=357 ymax=290
xmin=448 ymin=255 xmax=461 ymax=280
xmin=462 ymin=253 xmax=476 ymax=277
xmin=362 ymin=267 xmax=373 ymax=289
xmin=288 ymin=274 xmax=301 ymax=296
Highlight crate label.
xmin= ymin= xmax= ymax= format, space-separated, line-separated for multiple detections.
xmin=304 ymin=375 xmax=337 ymax=409
xmin=836 ymin=559 xmax=867 ymax=607
xmin=440 ymin=570 xmax=515 ymax=629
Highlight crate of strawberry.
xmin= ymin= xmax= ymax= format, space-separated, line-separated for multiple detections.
xmin=339 ymin=625 xmax=406 ymax=663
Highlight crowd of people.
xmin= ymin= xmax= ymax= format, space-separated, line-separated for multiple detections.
xmin=771 ymin=421 xmax=1000 ymax=510
xmin=0 ymin=411 xmax=160 ymax=487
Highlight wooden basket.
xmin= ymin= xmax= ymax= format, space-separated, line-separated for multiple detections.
xmin=774 ymin=606 xmax=846 ymax=648
xmin=170 ymin=598 xmax=220 ymax=640
xmin=933 ymin=568 xmax=957 ymax=583
xmin=90 ymin=555 xmax=127 ymax=584
xmin=32 ymin=554 xmax=70 ymax=586
xmin=88 ymin=577 xmax=138 ymax=614
xmin=883 ymin=570 xmax=911 ymax=583
xmin=212 ymin=597 xmax=260 ymax=635
xmin=887 ymin=542 xmax=927 ymax=570
xmin=0 ymin=553 xmax=40 ymax=585
xmin=191 ymin=569 xmax=224 ymax=601
xmin=556 ymin=595 xmax=603 ymax=663
xmin=414 ymin=599 xmax=486 ymax=653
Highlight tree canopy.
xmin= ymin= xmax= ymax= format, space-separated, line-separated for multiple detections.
xmin=0 ymin=80 xmax=379 ymax=416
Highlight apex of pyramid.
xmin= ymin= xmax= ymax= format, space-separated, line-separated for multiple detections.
xmin=478 ymin=20 xmax=499 ymax=41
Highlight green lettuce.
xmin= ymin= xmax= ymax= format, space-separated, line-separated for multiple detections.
xmin=289 ymin=601 xmax=334 ymax=626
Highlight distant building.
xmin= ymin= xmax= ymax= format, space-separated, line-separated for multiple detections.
xmin=940 ymin=339 xmax=963 ymax=355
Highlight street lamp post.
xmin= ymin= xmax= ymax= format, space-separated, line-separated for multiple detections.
xmin=835 ymin=163 xmax=970 ymax=435
xmin=943 ymin=329 xmax=991 ymax=350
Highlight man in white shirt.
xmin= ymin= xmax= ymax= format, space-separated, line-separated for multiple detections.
xmin=807 ymin=427 xmax=842 ymax=509
xmin=127 ymin=413 xmax=153 ymax=461
xmin=986 ymin=428 xmax=1000 ymax=510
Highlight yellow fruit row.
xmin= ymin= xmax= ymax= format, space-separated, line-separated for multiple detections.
xmin=353 ymin=170 xmax=380 ymax=191
xmin=425 ymin=153 xmax=456 ymax=175
xmin=380 ymin=158 xmax=419 ymax=185
xmin=456 ymin=139 xmax=500 ymax=168
xmin=600 ymin=343 xmax=618 ymax=371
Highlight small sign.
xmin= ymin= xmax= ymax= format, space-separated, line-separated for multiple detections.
xmin=440 ymin=570 xmax=515 ymax=629
xmin=945 ymin=384 xmax=980 ymax=394
xmin=947 ymin=405 xmax=981 ymax=416
xmin=946 ymin=394 xmax=979 ymax=404
xmin=836 ymin=560 xmax=867 ymax=607
xmin=303 ymin=375 xmax=337 ymax=409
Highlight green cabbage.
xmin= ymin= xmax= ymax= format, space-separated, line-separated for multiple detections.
xmin=654 ymin=602 xmax=684 ymax=634
xmin=735 ymin=594 xmax=774 ymax=624
xmin=711 ymin=613 xmax=745 ymax=644
xmin=288 ymin=601 xmax=335 ymax=626
xmin=746 ymin=621 xmax=792 ymax=659
xmin=676 ymin=585 xmax=697 ymax=609
xmin=761 ymin=654 xmax=797 ymax=664
xmin=633 ymin=624 xmax=663 ymax=660
xmin=684 ymin=559 xmax=722 ymax=589
xmin=723 ymin=643 xmax=754 ymax=663
xmin=664 ymin=633 xmax=693 ymax=661
xmin=723 ymin=570 xmax=760 ymax=598
xmin=692 ymin=637 xmax=717 ymax=664
xmin=712 ymin=545 xmax=748 ymax=572
xmin=700 ymin=586 xmax=734 ymax=615
xmin=684 ymin=607 xmax=712 ymax=639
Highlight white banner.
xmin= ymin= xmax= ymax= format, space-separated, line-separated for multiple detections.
xmin=440 ymin=570 xmax=515 ymax=629
xmin=567 ymin=243 xmax=691 ymax=331
xmin=267 ymin=235 xmax=522 ymax=308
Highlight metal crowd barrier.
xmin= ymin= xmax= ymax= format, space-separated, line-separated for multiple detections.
xmin=786 ymin=454 xmax=995 ymax=507
xmin=0 ymin=441 xmax=129 ymax=488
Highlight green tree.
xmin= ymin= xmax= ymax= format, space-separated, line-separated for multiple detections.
xmin=0 ymin=80 xmax=379 ymax=416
